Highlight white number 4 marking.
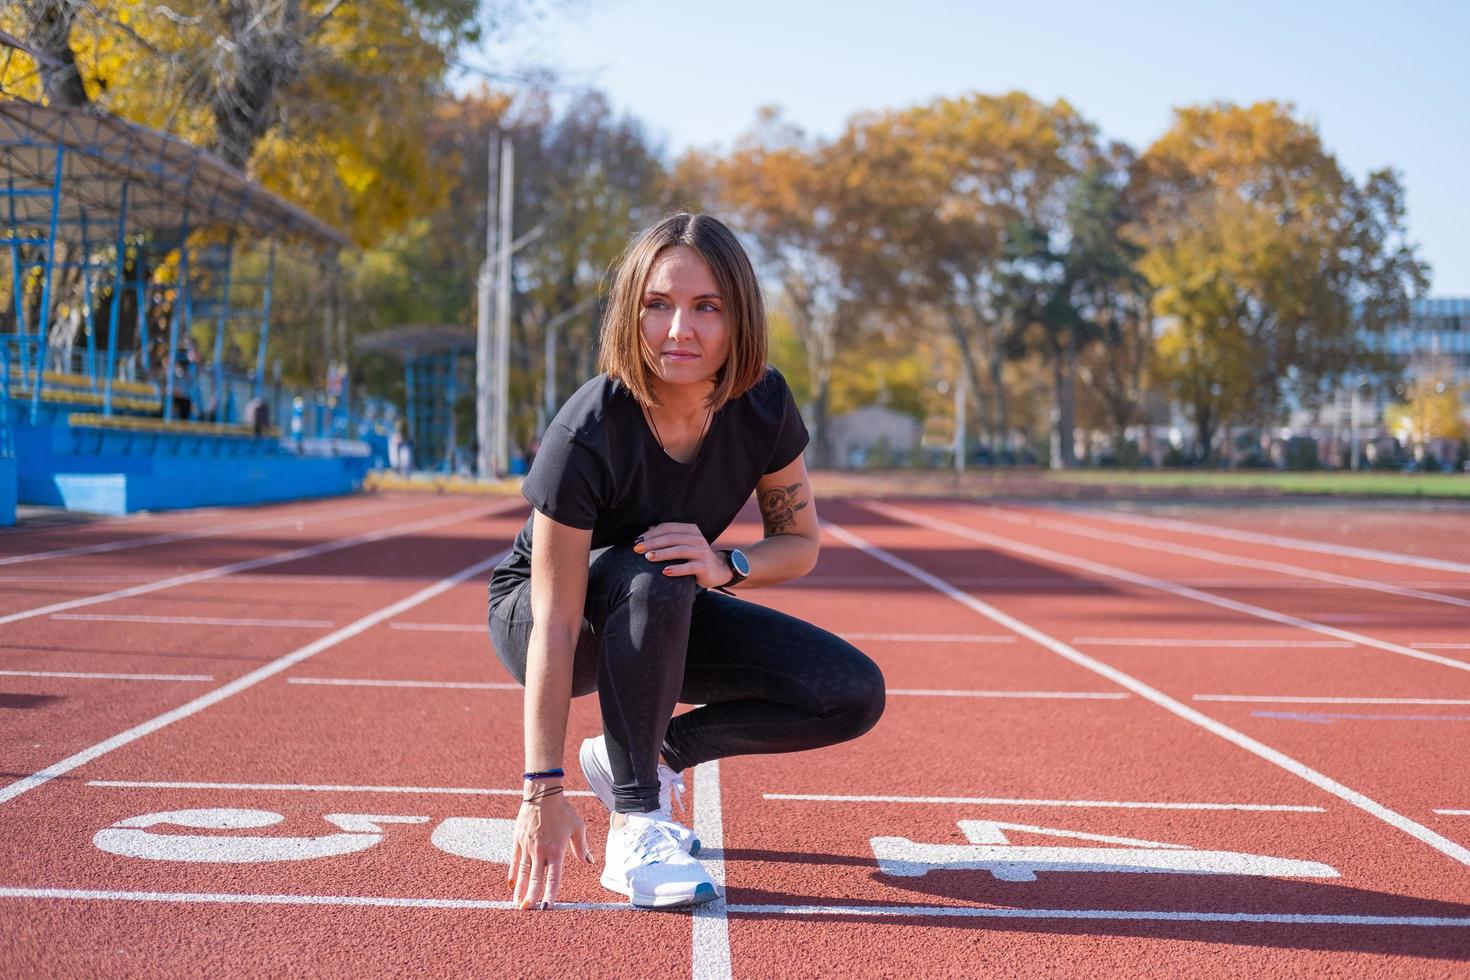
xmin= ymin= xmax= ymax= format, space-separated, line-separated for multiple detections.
xmin=871 ymin=820 xmax=1338 ymax=882
xmin=94 ymin=809 xmax=515 ymax=865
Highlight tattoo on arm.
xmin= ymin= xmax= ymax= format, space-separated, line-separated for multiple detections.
xmin=760 ymin=482 xmax=809 ymax=535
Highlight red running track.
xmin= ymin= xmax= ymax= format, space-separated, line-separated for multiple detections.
xmin=1 ymin=492 xmax=1468 ymax=977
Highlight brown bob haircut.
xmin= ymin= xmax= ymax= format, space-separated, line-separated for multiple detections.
xmin=598 ymin=212 xmax=767 ymax=410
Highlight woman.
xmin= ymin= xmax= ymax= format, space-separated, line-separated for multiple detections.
xmin=486 ymin=212 xmax=885 ymax=911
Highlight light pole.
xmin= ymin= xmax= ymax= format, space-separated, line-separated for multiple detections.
xmin=540 ymin=296 xmax=597 ymax=435
xmin=1349 ymin=374 xmax=1372 ymax=472
xmin=1349 ymin=379 xmax=1360 ymax=472
xmin=953 ymin=371 xmax=966 ymax=477
xmin=475 ymin=127 xmax=544 ymax=479
xmin=493 ymin=135 xmax=514 ymax=477
xmin=475 ymin=129 xmax=500 ymax=481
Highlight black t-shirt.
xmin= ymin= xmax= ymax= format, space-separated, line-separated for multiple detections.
xmin=489 ymin=366 xmax=809 ymax=606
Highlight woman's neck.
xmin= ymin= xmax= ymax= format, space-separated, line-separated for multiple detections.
xmin=648 ymin=380 xmax=713 ymax=425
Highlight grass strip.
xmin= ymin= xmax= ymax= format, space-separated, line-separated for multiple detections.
xmin=1046 ymin=470 xmax=1470 ymax=497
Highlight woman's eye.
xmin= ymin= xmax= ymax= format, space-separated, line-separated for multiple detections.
xmin=697 ymin=303 xmax=719 ymax=313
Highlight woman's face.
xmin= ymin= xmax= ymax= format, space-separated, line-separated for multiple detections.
xmin=639 ymin=245 xmax=730 ymax=395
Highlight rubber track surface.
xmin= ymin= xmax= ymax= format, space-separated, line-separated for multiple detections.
xmin=2 ymin=493 xmax=1467 ymax=977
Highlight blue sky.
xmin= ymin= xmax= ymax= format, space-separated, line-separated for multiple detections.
xmin=468 ymin=0 xmax=1469 ymax=294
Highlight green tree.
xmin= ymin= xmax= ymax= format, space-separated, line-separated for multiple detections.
xmin=844 ymin=93 xmax=1098 ymax=455
xmin=346 ymin=86 xmax=670 ymax=450
xmin=513 ymin=88 xmax=671 ymax=424
xmin=1066 ymin=151 xmax=1154 ymax=463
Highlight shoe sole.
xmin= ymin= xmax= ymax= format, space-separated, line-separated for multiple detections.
xmin=580 ymin=737 xmax=700 ymax=855
xmin=601 ymin=871 xmax=720 ymax=909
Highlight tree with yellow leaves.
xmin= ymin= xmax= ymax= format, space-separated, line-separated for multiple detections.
xmin=1385 ymin=374 xmax=1467 ymax=450
xmin=4 ymin=0 xmax=491 ymax=245
xmin=845 ymin=93 xmax=1100 ymax=457
xmin=686 ymin=108 xmax=884 ymax=467
xmin=1131 ymin=101 xmax=1427 ymax=462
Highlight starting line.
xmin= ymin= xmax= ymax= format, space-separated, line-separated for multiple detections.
xmin=87 ymin=780 xmax=595 ymax=796
xmin=2 ymin=887 xmax=1467 ymax=927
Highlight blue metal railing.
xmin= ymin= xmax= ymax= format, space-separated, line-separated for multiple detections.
xmin=1 ymin=341 xmax=11 ymax=457
xmin=1 ymin=330 xmax=385 ymax=459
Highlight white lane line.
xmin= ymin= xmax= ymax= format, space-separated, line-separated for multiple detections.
xmin=840 ymin=632 xmax=1015 ymax=644
xmin=0 ymin=498 xmax=421 ymax=567
xmin=197 ymin=575 xmax=437 ymax=587
xmin=1073 ymin=637 xmax=1352 ymax=649
xmin=0 ymin=500 xmax=522 ymax=628
xmin=1414 ymin=643 xmax=1470 ymax=650
xmin=869 ymin=503 xmax=1470 ymax=676
xmin=0 ymin=575 xmax=157 ymax=584
xmin=86 ymin=780 xmax=593 ymax=796
xmin=721 ymin=903 xmax=1470 ymax=927
xmin=52 ymin=614 xmax=335 ymax=629
xmin=0 ymin=887 xmax=618 ymax=911
xmin=831 ymin=509 xmax=1470 ymax=868
xmin=787 ymin=575 xmax=918 ymax=586
xmin=23 ymin=575 xmax=441 ymax=590
xmin=985 ymin=505 xmax=1470 ymax=612
xmin=388 ymin=622 xmax=484 ymax=633
xmin=6 ymin=888 xmax=1465 ymax=927
xmin=287 ymin=678 xmax=517 ymax=691
xmin=888 ymin=689 xmax=1128 ymax=700
xmin=764 ymin=793 xmax=1324 ymax=812
xmin=1047 ymin=503 xmax=1470 ymax=576
xmin=1198 ymin=695 xmax=1470 ymax=706
xmin=802 ymin=575 xmax=1402 ymax=591
xmin=0 ymin=546 xmax=511 ymax=807
xmin=0 ymin=670 xmax=213 ymax=682
xmin=1253 ymin=710 xmax=1470 ymax=724
xmin=1436 ymin=810 xmax=1470 ymax=816
xmin=282 ymin=679 xmax=1104 ymax=699
xmin=692 ymin=759 xmax=731 ymax=980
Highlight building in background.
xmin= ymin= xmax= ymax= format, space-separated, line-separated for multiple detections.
xmin=829 ymin=404 xmax=923 ymax=469
xmin=1286 ymin=297 xmax=1470 ymax=469
xmin=1370 ymin=297 xmax=1470 ymax=386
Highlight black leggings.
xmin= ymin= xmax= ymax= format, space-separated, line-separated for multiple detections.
xmin=487 ymin=544 xmax=885 ymax=813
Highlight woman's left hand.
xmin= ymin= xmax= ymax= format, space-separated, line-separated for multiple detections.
xmin=634 ymin=522 xmax=731 ymax=589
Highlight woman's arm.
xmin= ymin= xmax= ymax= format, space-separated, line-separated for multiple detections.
xmin=635 ymin=453 xmax=820 ymax=589
xmin=524 ymin=510 xmax=592 ymax=771
xmin=510 ymin=510 xmax=593 ymax=910
xmin=740 ymin=452 xmax=820 ymax=586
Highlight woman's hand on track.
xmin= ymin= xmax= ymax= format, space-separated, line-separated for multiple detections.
xmin=635 ymin=522 xmax=730 ymax=588
xmin=509 ymin=790 xmax=592 ymax=911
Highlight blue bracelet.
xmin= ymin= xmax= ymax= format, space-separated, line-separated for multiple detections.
xmin=522 ymin=768 xmax=565 ymax=781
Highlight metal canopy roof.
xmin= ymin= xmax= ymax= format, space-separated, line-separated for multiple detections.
xmin=0 ymin=98 xmax=347 ymax=249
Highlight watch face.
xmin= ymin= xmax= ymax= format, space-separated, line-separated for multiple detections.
xmin=729 ymin=549 xmax=751 ymax=576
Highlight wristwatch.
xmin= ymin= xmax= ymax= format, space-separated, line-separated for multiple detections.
xmin=717 ymin=548 xmax=750 ymax=591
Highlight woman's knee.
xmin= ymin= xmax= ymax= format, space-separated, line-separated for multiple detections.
xmin=592 ymin=546 xmax=698 ymax=612
xmin=623 ymin=559 xmax=698 ymax=611
xmin=827 ymin=649 xmax=886 ymax=742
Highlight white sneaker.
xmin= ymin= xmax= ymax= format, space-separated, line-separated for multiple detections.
xmin=579 ymin=735 xmax=699 ymax=854
xmin=601 ymin=812 xmax=719 ymax=909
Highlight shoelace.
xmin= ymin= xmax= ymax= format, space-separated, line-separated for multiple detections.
xmin=658 ymin=765 xmax=686 ymax=819
xmin=627 ymin=819 xmax=686 ymax=866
